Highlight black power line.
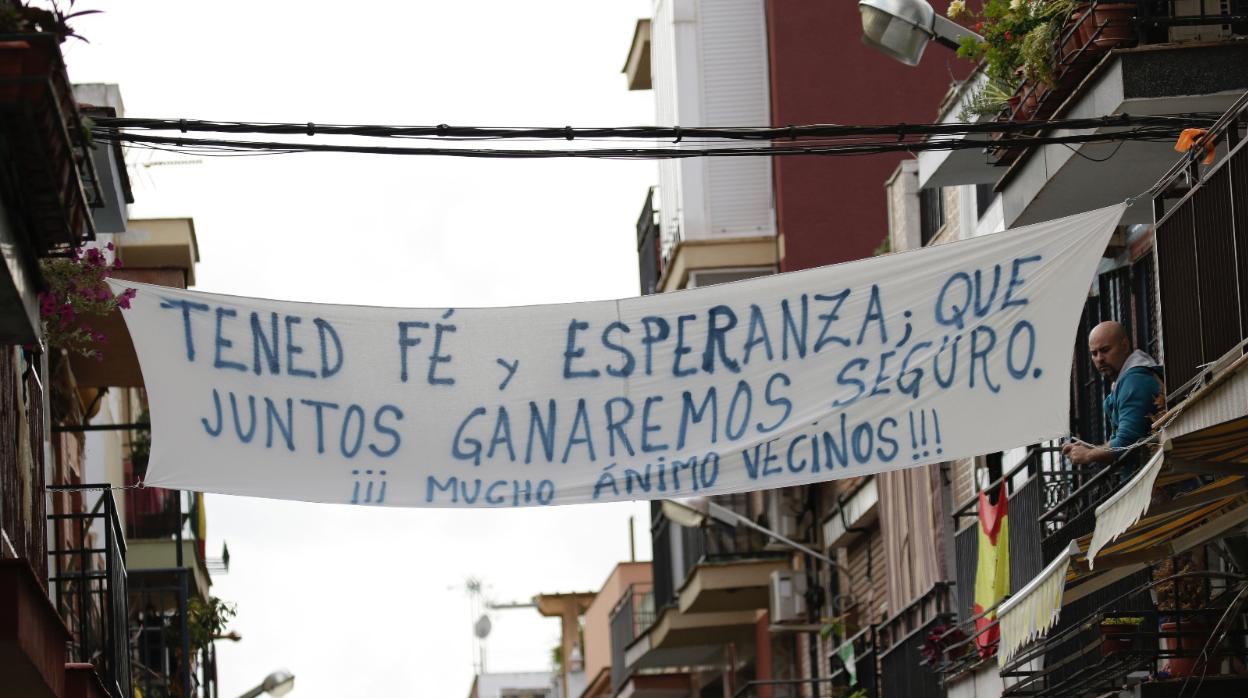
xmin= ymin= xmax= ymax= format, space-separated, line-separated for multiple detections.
xmin=92 ymin=126 xmax=1193 ymax=160
xmin=92 ymin=113 xmax=1218 ymax=142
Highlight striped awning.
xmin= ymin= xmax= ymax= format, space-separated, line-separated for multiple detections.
xmin=1087 ymin=450 xmax=1165 ymax=567
xmin=996 ymin=541 xmax=1080 ymax=667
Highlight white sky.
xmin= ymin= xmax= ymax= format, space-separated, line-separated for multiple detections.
xmin=66 ymin=2 xmax=656 ymax=695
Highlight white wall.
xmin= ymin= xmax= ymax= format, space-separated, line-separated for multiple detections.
xmin=650 ymin=0 xmax=775 ymax=262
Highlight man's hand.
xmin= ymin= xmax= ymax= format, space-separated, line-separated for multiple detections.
xmin=1062 ymin=441 xmax=1112 ymax=466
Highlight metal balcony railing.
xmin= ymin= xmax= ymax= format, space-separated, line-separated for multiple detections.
xmin=130 ymin=566 xmax=219 ymax=698
xmin=47 ymin=485 xmax=132 ymax=698
xmin=828 ymin=626 xmax=878 ymax=698
xmin=650 ymin=496 xmax=787 ymax=611
xmin=608 ymin=582 xmax=655 ymax=693
xmin=877 ymin=583 xmax=954 ymax=698
xmin=1001 ymin=570 xmax=1248 ymax=697
xmin=1152 ymin=93 xmax=1248 ymax=399
xmin=992 ymin=0 xmax=1248 ymax=161
xmin=637 ymin=187 xmax=661 ymax=295
xmin=0 ymin=348 xmax=46 ymax=585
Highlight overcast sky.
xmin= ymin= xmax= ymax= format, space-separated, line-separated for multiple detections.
xmin=66 ymin=2 xmax=656 ymax=695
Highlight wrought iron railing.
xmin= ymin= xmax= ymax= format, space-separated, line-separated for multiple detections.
xmin=130 ymin=567 xmax=218 ymax=698
xmin=47 ymin=485 xmax=132 ymax=698
xmin=608 ymin=582 xmax=655 ymax=693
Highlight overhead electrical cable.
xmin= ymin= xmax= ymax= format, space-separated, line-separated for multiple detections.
xmin=93 ymin=126 xmax=1197 ymax=160
xmin=92 ymin=113 xmax=1219 ymax=143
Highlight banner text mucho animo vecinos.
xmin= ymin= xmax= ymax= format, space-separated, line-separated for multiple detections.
xmin=113 ymin=204 xmax=1123 ymax=507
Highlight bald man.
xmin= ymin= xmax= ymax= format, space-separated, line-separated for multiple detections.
xmin=1061 ymin=321 xmax=1164 ymax=466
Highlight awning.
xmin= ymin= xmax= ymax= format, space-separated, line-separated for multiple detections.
xmin=1062 ymin=483 xmax=1248 ymax=606
xmin=996 ymin=540 xmax=1080 ymax=667
xmin=1086 ymin=450 xmax=1165 ymax=567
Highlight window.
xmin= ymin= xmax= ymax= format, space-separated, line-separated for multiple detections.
xmin=919 ymin=187 xmax=945 ymax=246
xmin=975 ymin=182 xmax=996 ymax=220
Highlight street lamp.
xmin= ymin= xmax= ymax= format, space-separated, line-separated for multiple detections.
xmin=237 ymin=669 xmax=295 ymax=698
xmin=660 ymin=498 xmax=844 ymax=572
xmin=858 ymin=0 xmax=981 ymax=66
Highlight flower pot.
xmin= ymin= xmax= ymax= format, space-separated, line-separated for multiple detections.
xmin=1023 ymin=90 xmax=1039 ymax=120
xmin=1058 ymin=16 xmax=1083 ymax=63
xmin=1100 ymin=623 xmax=1138 ymax=656
xmin=0 ymin=37 xmax=55 ymax=101
xmin=1161 ymin=620 xmax=1213 ymax=677
xmin=1090 ymin=3 xmax=1137 ymax=49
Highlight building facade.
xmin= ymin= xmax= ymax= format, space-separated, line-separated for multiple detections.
xmin=0 ymin=19 xmax=227 ymax=697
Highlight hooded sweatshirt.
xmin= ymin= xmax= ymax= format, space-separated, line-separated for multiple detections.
xmin=1105 ymin=349 xmax=1164 ymax=450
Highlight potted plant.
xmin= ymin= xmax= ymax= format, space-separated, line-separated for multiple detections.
xmin=37 ymin=242 xmax=137 ymax=360
xmin=1098 ymin=615 xmax=1142 ymax=657
xmin=950 ymin=1 xmax=1074 ymax=122
xmin=1154 ymin=555 xmax=1215 ymax=677
xmin=1088 ymin=1 xmax=1137 ymax=49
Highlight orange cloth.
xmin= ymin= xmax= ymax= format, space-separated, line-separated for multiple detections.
xmin=1174 ymin=128 xmax=1215 ymax=165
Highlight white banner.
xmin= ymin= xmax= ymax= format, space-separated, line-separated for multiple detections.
xmin=112 ymin=204 xmax=1123 ymax=507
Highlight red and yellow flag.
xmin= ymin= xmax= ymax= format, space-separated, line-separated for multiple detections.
xmin=974 ymin=482 xmax=1010 ymax=657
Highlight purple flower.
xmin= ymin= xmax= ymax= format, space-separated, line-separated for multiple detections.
xmin=117 ymin=288 xmax=136 ymax=310
xmin=105 ymin=242 xmax=115 ymax=251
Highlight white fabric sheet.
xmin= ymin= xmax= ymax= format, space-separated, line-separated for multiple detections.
xmin=111 ymin=204 xmax=1124 ymax=507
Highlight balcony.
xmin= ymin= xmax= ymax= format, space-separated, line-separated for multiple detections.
xmin=637 ymin=187 xmax=661 ymax=296
xmin=877 ymin=584 xmax=954 ymax=698
xmin=130 ymin=567 xmax=218 ymax=698
xmin=1152 ymin=99 xmax=1248 ymax=402
xmin=122 ymin=482 xmax=215 ymax=602
xmin=919 ymin=0 xmax=1248 ymax=228
xmin=650 ymin=499 xmax=789 ymax=617
xmin=826 ymin=626 xmax=878 ymax=698
xmin=618 ymin=500 xmax=787 ymax=688
xmin=0 ymin=347 xmax=46 ymax=580
xmin=1000 ymin=569 xmax=1248 ymax=697
xmin=47 ymin=486 xmax=131 ymax=698
xmin=608 ymin=582 xmax=696 ymax=698
xmin=0 ymin=32 xmax=100 ymax=257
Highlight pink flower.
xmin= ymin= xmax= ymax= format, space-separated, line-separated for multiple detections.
xmin=118 ymin=288 xmax=136 ymax=310
xmin=105 ymin=242 xmax=115 ymax=251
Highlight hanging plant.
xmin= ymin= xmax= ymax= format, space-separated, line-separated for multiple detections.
xmin=37 ymin=243 xmax=137 ymax=360
xmin=950 ymin=0 xmax=1073 ymax=120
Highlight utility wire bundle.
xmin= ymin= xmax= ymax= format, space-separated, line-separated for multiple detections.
xmin=89 ymin=114 xmax=1220 ymax=160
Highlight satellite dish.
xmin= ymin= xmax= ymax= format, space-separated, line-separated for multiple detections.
xmin=474 ymin=614 xmax=492 ymax=639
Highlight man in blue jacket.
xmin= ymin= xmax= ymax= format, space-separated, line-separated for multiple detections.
xmin=1062 ymin=321 xmax=1164 ymax=467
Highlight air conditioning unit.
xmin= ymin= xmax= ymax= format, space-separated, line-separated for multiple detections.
xmin=770 ymin=569 xmax=807 ymax=624
xmin=1169 ymin=0 xmax=1232 ymax=43
xmin=763 ymin=489 xmax=801 ymax=551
